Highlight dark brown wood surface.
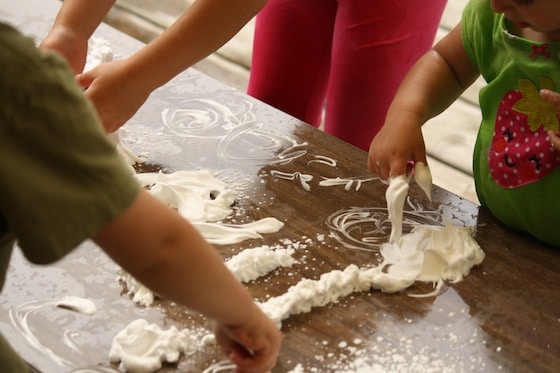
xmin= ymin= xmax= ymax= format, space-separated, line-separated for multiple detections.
xmin=1 ymin=1 xmax=558 ymax=372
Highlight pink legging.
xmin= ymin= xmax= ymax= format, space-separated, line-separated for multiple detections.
xmin=247 ymin=0 xmax=447 ymax=151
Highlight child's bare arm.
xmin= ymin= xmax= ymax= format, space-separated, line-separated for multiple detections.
xmin=39 ymin=0 xmax=115 ymax=73
xmin=42 ymin=0 xmax=266 ymax=132
xmin=93 ymin=190 xmax=281 ymax=372
xmin=368 ymin=24 xmax=479 ymax=181
xmin=121 ymin=0 xmax=267 ymax=90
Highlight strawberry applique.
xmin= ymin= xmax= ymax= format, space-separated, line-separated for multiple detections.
xmin=489 ymin=78 xmax=560 ymax=188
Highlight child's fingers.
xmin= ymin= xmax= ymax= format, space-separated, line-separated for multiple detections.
xmin=548 ymin=130 xmax=560 ymax=151
xmin=76 ymin=71 xmax=95 ymax=90
xmin=229 ymin=346 xmax=277 ymax=373
xmin=540 ymin=89 xmax=560 ymax=109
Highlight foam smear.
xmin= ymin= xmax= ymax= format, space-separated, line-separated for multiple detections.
xmin=386 ymin=162 xmax=433 ymax=244
xmin=259 ymin=169 xmax=483 ymax=328
xmin=111 ymin=245 xmax=298 ymax=371
xmin=192 ymin=217 xmax=285 ymax=245
xmin=108 ymin=319 xmax=200 ymax=373
xmin=226 ymin=246 xmax=296 ymax=283
xmin=136 ymin=170 xmax=236 ymax=223
xmin=117 ymin=244 xmax=296 ymax=307
xmin=84 ymin=37 xmax=113 ymax=72
xmin=259 ymin=220 xmax=484 ymax=327
xmin=108 ymin=130 xmax=146 ymax=172
xmin=414 ymin=161 xmax=432 ymax=202
xmin=55 ymin=296 xmax=97 ymax=315
xmin=109 ymin=162 xmax=483 ymax=372
xmin=385 ymin=174 xmax=410 ymax=244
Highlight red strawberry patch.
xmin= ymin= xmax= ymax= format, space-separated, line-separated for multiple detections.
xmin=489 ymin=79 xmax=560 ymax=188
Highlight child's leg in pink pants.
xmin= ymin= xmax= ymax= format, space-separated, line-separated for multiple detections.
xmin=247 ymin=0 xmax=337 ymax=127
xmin=248 ymin=0 xmax=447 ymax=151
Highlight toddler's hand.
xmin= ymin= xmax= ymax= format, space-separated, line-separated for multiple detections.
xmin=367 ymin=113 xmax=427 ymax=182
xmin=540 ymin=89 xmax=560 ymax=151
xmin=213 ymin=305 xmax=281 ymax=373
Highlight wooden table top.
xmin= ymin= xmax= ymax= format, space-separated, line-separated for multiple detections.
xmin=1 ymin=1 xmax=559 ymax=372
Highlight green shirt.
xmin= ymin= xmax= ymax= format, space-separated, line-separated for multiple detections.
xmin=462 ymin=0 xmax=560 ymax=246
xmin=0 ymin=23 xmax=140 ymax=370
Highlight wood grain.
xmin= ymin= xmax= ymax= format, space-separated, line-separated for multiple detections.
xmin=0 ymin=1 xmax=558 ymax=372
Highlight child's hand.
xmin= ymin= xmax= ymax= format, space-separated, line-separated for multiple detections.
xmin=76 ymin=58 xmax=152 ymax=132
xmin=39 ymin=26 xmax=88 ymax=74
xmin=540 ymin=89 xmax=560 ymax=151
xmin=213 ymin=305 xmax=281 ymax=373
xmin=367 ymin=113 xmax=427 ymax=182
xmin=548 ymin=131 xmax=560 ymax=151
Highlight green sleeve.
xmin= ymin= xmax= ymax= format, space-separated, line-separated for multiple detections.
xmin=0 ymin=23 xmax=140 ymax=264
xmin=461 ymin=0 xmax=504 ymax=82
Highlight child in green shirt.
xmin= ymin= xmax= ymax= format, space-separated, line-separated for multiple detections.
xmin=368 ymin=0 xmax=560 ymax=246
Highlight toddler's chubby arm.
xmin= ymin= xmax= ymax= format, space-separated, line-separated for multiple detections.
xmin=368 ymin=24 xmax=479 ymax=181
xmin=93 ymin=190 xmax=281 ymax=372
xmin=540 ymin=89 xmax=560 ymax=151
xmin=40 ymin=0 xmax=267 ymax=132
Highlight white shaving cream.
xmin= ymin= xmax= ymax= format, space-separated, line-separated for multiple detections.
xmin=96 ymin=35 xmax=483 ymax=371
xmin=108 ymin=319 xmax=200 ymax=373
